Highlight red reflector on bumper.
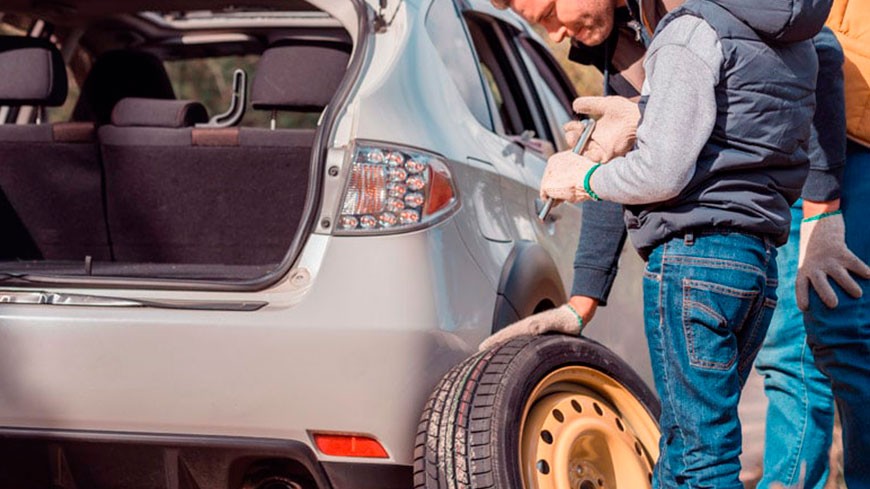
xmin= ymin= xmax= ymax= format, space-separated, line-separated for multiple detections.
xmin=312 ymin=433 xmax=388 ymax=458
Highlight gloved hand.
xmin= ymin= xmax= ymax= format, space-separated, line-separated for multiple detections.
xmin=539 ymin=150 xmax=599 ymax=203
xmin=478 ymin=304 xmax=584 ymax=351
xmin=564 ymin=96 xmax=640 ymax=163
xmin=796 ymin=211 xmax=870 ymax=310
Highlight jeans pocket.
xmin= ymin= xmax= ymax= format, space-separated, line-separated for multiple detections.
xmin=682 ymin=278 xmax=759 ymax=371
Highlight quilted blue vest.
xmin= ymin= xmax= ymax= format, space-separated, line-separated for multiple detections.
xmin=625 ymin=0 xmax=826 ymax=257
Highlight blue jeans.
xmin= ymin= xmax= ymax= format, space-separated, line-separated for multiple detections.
xmin=803 ymin=142 xmax=870 ymax=489
xmin=643 ymin=231 xmax=778 ymax=489
xmin=755 ymin=201 xmax=834 ymax=489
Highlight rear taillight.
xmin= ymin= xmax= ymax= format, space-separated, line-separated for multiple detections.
xmin=336 ymin=142 xmax=458 ymax=234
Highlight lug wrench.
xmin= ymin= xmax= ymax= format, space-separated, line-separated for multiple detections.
xmin=538 ymin=118 xmax=596 ymax=220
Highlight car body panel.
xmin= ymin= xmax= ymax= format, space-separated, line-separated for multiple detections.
xmin=0 ymin=221 xmax=492 ymax=465
xmin=0 ymin=0 xmax=648 ymax=483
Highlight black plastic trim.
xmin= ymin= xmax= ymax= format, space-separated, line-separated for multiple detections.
xmin=0 ymin=428 xmax=334 ymax=489
xmin=321 ymin=462 xmax=412 ymax=489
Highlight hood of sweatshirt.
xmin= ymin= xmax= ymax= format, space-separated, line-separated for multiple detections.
xmin=633 ymin=0 xmax=830 ymax=42
xmin=711 ymin=0 xmax=831 ymax=42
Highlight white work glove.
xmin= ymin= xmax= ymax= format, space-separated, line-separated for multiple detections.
xmin=479 ymin=304 xmax=584 ymax=351
xmin=564 ymin=96 xmax=640 ymax=163
xmin=539 ymin=150 xmax=599 ymax=203
xmin=796 ymin=212 xmax=870 ymax=310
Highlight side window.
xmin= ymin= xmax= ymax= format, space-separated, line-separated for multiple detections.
xmin=164 ymin=55 xmax=319 ymax=129
xmin=0 ymin=15 xmax=28 ymax=36
xmin=516 ymin=35 xmax=576 ymax=115
xmin=515 ymin=35 xmax=578 ymax=150
xmin=424 ymin=0 xmax=493 ymax=131
xmin=462 ymin=14 xmax=551 ymax=145
xmin=46 ymin=43 xmax=89 ymax=123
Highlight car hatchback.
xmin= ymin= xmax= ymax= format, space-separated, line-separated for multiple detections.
xmin=0 ymin=1 xmax=659 ymax=488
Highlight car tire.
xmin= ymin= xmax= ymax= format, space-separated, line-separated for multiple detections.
xmin=413 ymin=335 xmax=661 ymax=489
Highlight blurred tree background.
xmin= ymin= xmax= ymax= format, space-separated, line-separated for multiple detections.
xmin=534 ymin=26 xmax=604 ymax=98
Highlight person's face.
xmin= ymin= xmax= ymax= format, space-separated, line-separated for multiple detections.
xmin=509 ymin=0 xmax=618 ymax=46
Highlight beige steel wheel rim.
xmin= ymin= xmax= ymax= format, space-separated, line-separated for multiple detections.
xmin=519 ymin=366 xmax=660 ymax=489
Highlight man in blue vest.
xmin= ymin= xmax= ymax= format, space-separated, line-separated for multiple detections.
xmin=479 ymin=0 xmax=853 ymax=487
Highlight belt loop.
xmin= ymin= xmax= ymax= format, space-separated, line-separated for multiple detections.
xmin=684 ymin=232 xmax=695 ymax=246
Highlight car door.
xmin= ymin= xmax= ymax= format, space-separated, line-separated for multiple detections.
xmin=460 ymin=12 xmax=581 ymax=276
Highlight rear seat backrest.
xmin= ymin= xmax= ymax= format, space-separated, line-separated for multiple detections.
xmin=0 ymin=36 xmax=110 ymax=261
xmin=72 ymin=50 xmax=176 ymax=126
xmin=98 ymin=42 xmax=350 ymax=265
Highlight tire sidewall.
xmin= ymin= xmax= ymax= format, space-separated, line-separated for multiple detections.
xmin=488 ymin=335 xmax=660 ymax=488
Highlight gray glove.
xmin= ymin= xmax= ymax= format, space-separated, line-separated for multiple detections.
xmin=539 ymin=150 xmax=599 ymax=203
xmin=478 ymin=304 xmax=584 ymax=351
xmin=796 ymin=212 xmax=870 ymax=310
xmin=565 ymin=96 xmax=640 ymax=163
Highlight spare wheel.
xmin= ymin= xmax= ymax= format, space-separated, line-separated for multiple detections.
xmin=414 ymin=335 xmax=661 ymax=489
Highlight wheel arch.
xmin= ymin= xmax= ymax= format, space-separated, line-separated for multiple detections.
xmin=492 ymin=240 xmax=567 ymax=334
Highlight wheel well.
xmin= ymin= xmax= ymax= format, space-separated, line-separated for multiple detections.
xmin=492 ymin=241 xmax=566 ymax=334
xmin=532 ymin=299 xmax=556 ymax=314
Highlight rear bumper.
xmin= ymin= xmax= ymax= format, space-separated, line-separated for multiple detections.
xmin=0 ymin=221 xmax=491 ymax=466
xmin=0 ymin=429 xmax=411 ymax=489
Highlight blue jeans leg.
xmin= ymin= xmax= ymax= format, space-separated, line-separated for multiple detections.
xmin=755 ymin=202 xmax=834 ymax=489
xmin=803 ymin=142 xmax=870 ymax=489
xmin=643 ymin=232 xmax=778 ymax=489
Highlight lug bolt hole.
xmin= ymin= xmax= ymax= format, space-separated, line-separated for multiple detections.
xmin=593 ymin=403 xmax=603 ymax=416
xmin=571 ymin=400 xmax=582 ymax=413
xmin=540 ymin=430 xmax=553 ymax=444
xmin=537 ymin=460 xmax=550 ymax=474
xmin=552 ymin=409 xmax=564 ymax=422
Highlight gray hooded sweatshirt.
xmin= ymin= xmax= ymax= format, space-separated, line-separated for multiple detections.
xmin=590 ymin=0 xmax=830 ymax=258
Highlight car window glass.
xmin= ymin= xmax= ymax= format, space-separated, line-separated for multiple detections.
xmin=424 ymin=0 xmax=493 ymax=131
xmin=44 ymin=65 xmax=81 ymax=123
xmin=165 ymin=55 xmax=319 ymax=129
xmin=514 ymin=39 xmax=575 ymax=149
xmin=43 ymin=33 xmax=89 ymax=124
xmin=0 ymin=16 xmax=28 ymax=36
xmin=516 ymin=35 xmax=576 ymax=114
xmin=462 ymin=14 xmax=549 ymax=143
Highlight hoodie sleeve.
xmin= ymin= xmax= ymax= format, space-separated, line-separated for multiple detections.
xmin=802 ymin=27 xmax=846 ymax=202
xmin=590 ymin=15 xmax=723 ymax=205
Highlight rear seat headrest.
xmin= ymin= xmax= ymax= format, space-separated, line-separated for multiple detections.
xmin=111 ymin=98 xmax=208 ymax=128
xmin=0 ymin=36 xmax=67 ymax=106
xmin=73 ymin=50 xmax=176 ymax=126
xmin=251 ymin=41 xmax=350 ymax=112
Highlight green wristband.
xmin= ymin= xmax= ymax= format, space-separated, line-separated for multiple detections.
xmin=802 ymin=210 xmax=842 ymax=223
xmin=565 ymin=304 xmax=584 ymax=329
xmin=583 ymin=163 xmax=602 ymax=201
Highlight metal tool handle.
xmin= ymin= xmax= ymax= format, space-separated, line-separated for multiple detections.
xmin=538 ymin=118 xmax=596 ymax=220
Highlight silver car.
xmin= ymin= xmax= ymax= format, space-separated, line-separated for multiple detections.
xmin=0 ymin=1 xmax=659 ymax=488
